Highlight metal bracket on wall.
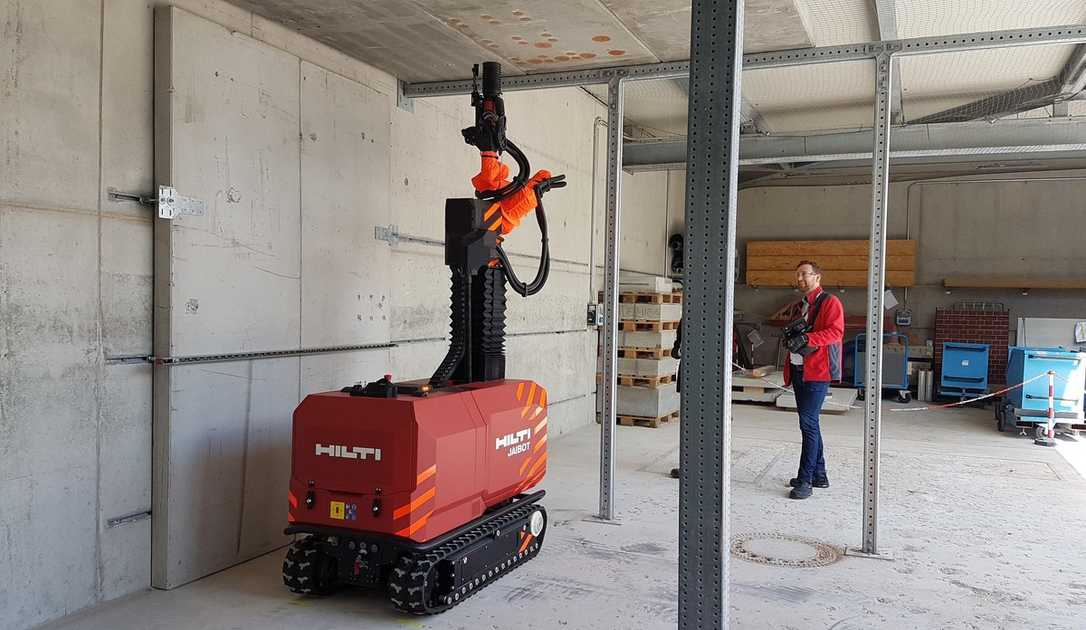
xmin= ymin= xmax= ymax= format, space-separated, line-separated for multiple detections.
xmin=375 ymin=224 xmax=401 ymax=246
xmin=108 ymin=185 xmax=207 ymax=219
xmin=396 ymin=80 xmax=415 ymax=113
xmin=107 ymin=509 xmax=152 ymax=529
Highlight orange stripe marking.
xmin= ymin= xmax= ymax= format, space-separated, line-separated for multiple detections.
xmin=526 ymin=453 xmax=548 ymax=479
xmin=522 ymin=383 xmax=538 ymax=417
xmin=488 ymin=219 xmax=502 ymax=231
xmin=540 ymin=389 xmax=548 ymax=407
xmin=395 ymin=510 xmax=434 ymax=537
xmin=416 ymin=465 xmax=437 ymax=485
xmin=524 ymin=468 xmax=545 ymax=489
xmin=529 ymin=405 xmax=544 ymax=420
xmin=484 ymin=203 xmax=501 ymax=221
xmin=533 ymin=434 xmax=548 ymax=452
xmin=519 ymin=454 xmax=534 ymax=476
xmin=393 ymin=487 xmax=436 ymax=520
xmin=516 ymin=382 xmax=525 ymax=401
xmin=534 ymin=417 xmax=548 ymax=434
xmin=518 ymin=533 xmax=534 ymax=554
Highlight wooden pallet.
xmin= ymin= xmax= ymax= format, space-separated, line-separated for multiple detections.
xmin=618 ymin=374 xmax=675 ymax=388
xmin=619 ymin=347 xmax=671 ymax=359
xmin=617 ymin=410 xmax=681 ymax=428
xmin=620 ymin=320 xmax=680 ymax=332
xmin=599 ymin=291 xmax=684 ymax=304
xmin=619 ymin=292 xmax=683 ymax=304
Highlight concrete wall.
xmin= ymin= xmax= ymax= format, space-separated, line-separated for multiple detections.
xmin=658 ymin=168 xmax=1086 ymax=364
xmin=0 ymin=1 xmax=634 ymax=627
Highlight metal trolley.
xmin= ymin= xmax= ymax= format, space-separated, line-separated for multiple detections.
xmin=842 ymin=332 xmax=911 ymax=403
xmin=995 ymin=347 xmax=1086 ymax=435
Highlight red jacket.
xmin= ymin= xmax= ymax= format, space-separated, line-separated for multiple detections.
xmin=783 ymin=288 xmax=845 ymax=385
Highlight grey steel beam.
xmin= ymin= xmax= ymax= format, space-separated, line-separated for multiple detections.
xmin=916 ymin=44 xmax=1086 ymax=124
xmin=857 ymin=53 xmax=894 ymax=558
xmin=1060 ymin=45 xmax=1086 ymax=97
xmin=675 ymin=76 xmax=769 ymax=134
xmin=912 ymin=79 xmax=1060 ymax=124
xmin=871 ymin=0 xmax=905 ymax=123
xmin=598 ymin=75 xmax=625 ymax=522
xmin=403 ymin=25 xmax=1086 ymax=97
xmin=621 ymin=117 xmax=1086 ymax=168
xmin=679 ymin=0 xmax=742 ymax=627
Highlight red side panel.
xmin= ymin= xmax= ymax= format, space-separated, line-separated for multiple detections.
xmin=287 ymin=380 xmax=547 ymax=543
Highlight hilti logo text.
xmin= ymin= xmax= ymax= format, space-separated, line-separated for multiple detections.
xmin=315 ymin=444 xmax=382 ymax=461
xmin=496 ymin=429 xmax=531 ymax=450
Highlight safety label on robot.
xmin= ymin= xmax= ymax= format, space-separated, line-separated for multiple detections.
xmin=330 ymin=501 xmax=358 ymax=521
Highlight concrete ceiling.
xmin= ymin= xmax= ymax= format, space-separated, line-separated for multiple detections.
xmin=226 ymin=0 xmax=1086 ymax=180
xmin=226 ymin=0 xmax=814 ymax=82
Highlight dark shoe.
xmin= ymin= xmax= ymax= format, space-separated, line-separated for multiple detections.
xmin=670 ymin=468 xmax=681 ymax=479
xmin=790 ymin=477 xmax=829 ymax=489
xmin=789 ymin=482 xmax=813 ymax=500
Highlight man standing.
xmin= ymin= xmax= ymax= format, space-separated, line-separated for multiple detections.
xmin=782 ymin=261 xmax=844 ymax=500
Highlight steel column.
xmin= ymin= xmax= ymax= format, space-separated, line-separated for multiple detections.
xmin=679 ymin=0 xmax=743 ymax=627
xmin=860 ymin=54 xmax=894 ymax=556
xmin=598 ymin=75 xmax=626 ymax=521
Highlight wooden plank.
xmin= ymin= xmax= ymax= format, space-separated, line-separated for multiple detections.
xmin=943 ymin=276 xmax=1086 ymax=290
xmin=746 ymin=254 xmax=915 ymax=272
xmin=618 ymin=374 xmax=676 ymax=388
xmin=619 ymin=320 xmax=681 ymax=332
xmin=747 ymin=240 xmax=916 ymax=257
xmin=747 ymin=269 xmax=915 ymax=287
xmin=615 ymin=410 xmax=681 ymax=428
xmin=619 ymin=347 xmax=671 ymax=359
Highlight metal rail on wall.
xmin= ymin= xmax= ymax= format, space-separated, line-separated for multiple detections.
xmin=401 ymin=15 xmax=1086 ymax=628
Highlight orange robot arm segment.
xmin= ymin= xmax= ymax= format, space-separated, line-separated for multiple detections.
xmin=471 ymin=152 xmax=551 ymax=235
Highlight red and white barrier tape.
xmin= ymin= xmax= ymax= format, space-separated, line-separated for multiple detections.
xmin=889 ymin=373 xmax=1048 ymax=413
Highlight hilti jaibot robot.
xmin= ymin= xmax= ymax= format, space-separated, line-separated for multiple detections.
xmin=282 ymin=62 xmax=565 ymax=614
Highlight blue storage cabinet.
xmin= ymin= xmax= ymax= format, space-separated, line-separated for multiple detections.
xmin=1006 ymin=347 xmax=1086 ymax=418
xmin=939 ymin=342 xmax=989 ymax=398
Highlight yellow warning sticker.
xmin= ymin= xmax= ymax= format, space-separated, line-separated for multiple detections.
xmin=330 ymin=501 xmax=345 ymax=520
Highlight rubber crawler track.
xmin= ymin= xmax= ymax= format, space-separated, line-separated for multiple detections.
xmin=387 ymin=502 xmax=547 ymax=614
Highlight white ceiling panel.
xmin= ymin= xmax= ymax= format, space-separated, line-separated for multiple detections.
xmin=744 ymin=60 xmax=876 ymax=132
xmin=793 ymin=0 xmax=876 ymax=45
xmin=586 ymin=79 xmax=690 ymax=137
xmin=895 ymin=0 xmax=1086 ymax=38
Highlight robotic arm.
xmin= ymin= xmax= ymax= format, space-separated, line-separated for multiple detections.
xmin=461 ymin=62 xmax=566 ymax=296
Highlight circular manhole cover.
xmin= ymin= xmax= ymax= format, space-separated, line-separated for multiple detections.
xmin=730 ymin=532 xmax=842 ymax=568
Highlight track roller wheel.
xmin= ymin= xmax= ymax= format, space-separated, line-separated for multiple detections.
xmin=283 ymin=535 xmax=337 ymax=595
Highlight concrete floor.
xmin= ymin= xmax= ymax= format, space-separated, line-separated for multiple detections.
xmin=44 ymin=402 xmax=1086 ymax=630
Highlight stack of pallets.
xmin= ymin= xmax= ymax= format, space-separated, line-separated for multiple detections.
xmin=597 ymin=279 xmax=683 ymax=428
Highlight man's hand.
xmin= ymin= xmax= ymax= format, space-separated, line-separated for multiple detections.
xmin=786 ymin=333 xmax=809 ymax=354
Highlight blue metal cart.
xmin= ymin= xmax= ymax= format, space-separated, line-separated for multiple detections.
xmin=842 ymin=332 xmax=911 ymax=403
xmin=995 ymin=346 xmax=1086 ymax=434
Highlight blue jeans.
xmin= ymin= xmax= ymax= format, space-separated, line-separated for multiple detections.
xmin=792 ymin=368 xmax=829 ymax=483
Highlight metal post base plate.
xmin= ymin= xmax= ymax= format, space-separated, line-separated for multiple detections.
xmin=1034 ymin=437 xmax=1057 ymax=447
xmin=582 ymin=515 xmax=623 ymax=527
xmin=845 ymin=547 xmax=895 ymax=561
